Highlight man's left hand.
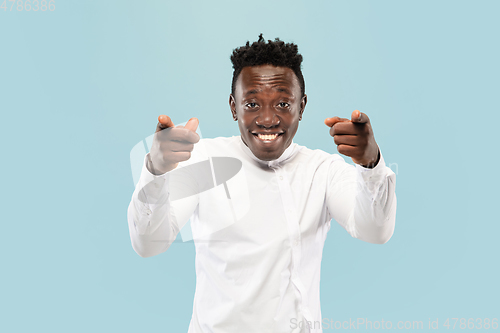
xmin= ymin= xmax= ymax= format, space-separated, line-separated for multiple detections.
xmin=324 ymin=110 xmax=380 ymax=168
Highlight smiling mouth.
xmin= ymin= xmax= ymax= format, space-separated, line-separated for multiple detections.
xmin=252 ymin=132 xmax=284 ymax=142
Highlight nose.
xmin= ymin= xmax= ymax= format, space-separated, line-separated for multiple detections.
xmin=255 ymin=106 xmax=280 ymax=128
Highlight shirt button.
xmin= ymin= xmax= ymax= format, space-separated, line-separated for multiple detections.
xmin=293 ymin=240 xmax=300 ymax=247
xmin=146 ymin=209 xmax=152 ymax=215
xmin=279 ymin=176 xmax=283 ymax=180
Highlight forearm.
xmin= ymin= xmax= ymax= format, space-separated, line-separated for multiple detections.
xmin=127 ymin=193 xmax=179 ymax=258
xmin=327 ymin=150 xmax=397 ymax=244
xmin=127 ymin=154 xmax=180 ymax=257
xmin=349 ymin=160 xmax=397 ymax=244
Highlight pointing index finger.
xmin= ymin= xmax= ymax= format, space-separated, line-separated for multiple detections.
xmin=324 ymin=116 xmax=350 ymax=127
xmin=173 ymin=118 xmax=200 ymax=144
xmin=184 ymin=117 xmax=199 ymax=132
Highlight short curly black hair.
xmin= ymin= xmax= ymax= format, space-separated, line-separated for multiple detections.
xmin=230 ymin=33 xmax=305 ymax=97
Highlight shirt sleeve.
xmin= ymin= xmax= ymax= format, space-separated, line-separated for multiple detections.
xmin=325 ymin=148 xmax=397 ymax=244
xmin=127 ymin=153 xmax=197 ymax=257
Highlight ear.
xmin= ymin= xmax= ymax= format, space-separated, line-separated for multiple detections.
xmin=229 ymin=94 xmax=237 ymax=121
xmin=298 ymin=94 xmax=307 ymax=121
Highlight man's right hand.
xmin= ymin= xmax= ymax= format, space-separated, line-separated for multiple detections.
xmin=147 ymin=115 xmax=200 ymax=175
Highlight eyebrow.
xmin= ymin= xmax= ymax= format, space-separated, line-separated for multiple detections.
xmin=244 ymin=89 xmax=261 ymax=96
xmin=275 ymin=87 xmax=292 ymax=94
xmin=244 ymin=87 xmax=292 ymax=97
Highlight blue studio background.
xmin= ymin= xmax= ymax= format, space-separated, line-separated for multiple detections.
xmin=1 ymin=0 xmax=499 ymax=332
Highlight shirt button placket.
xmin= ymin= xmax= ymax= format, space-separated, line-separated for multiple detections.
xmin=275 ymin=168 xmax=301 ymax=258
xmin=272 ymin=164 xmax=310 ymax=327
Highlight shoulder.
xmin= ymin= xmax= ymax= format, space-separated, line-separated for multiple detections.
xmin=290 ymin=144 xmax=354 ymax=181
xmin=293 ymin=143 xmax=344 ymax=166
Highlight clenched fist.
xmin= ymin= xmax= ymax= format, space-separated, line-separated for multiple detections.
xmin=324 ymin=110 xmax=380 ymax=168
xmin=147 ymin=115 xmax=200 ymax=175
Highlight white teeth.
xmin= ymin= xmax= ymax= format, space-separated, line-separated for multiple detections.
xmin=257 ymin=133 xmax=279 ymax=141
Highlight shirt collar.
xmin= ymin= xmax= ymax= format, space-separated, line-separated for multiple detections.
xmin=237 ymin=136 xmax=300 ymax=168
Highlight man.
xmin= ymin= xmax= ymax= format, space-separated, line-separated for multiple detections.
xmin=128 ymin=34 xmax=396 ymax=333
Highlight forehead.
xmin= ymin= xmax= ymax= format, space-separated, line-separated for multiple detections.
xmin=236 ymin=65 xmax=300 ymax=95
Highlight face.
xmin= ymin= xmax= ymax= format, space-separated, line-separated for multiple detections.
xmin=229 ymin=65 xmax=307 ymax=161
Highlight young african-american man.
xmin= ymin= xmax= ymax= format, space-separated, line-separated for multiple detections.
xmin=128 ymin=34 xmax=397 ymax=333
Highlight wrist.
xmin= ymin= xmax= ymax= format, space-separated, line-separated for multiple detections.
xmin=146 ymin=155 xmax=176 ymax=175
xmin=359 ymin=149 xmax=380 ymax=169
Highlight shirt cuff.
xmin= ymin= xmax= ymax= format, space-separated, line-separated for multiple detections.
xmin=137 ymin=153 xmax=171 ymax=205
xmin=355 ymin=149 xmax=394 ymax=193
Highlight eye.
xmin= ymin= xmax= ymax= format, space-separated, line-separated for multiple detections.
xmin=278 ymin=102 xmax=290 ymax=108
xmin=245 ymin=102 xmax=258 ymax=109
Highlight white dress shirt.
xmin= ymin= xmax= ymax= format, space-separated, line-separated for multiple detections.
xmin=127 ymin=136 xmax=397 ymax=333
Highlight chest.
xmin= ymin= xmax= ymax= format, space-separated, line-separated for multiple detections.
xmin=192 ymin=160 xmax=328 ymax=245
